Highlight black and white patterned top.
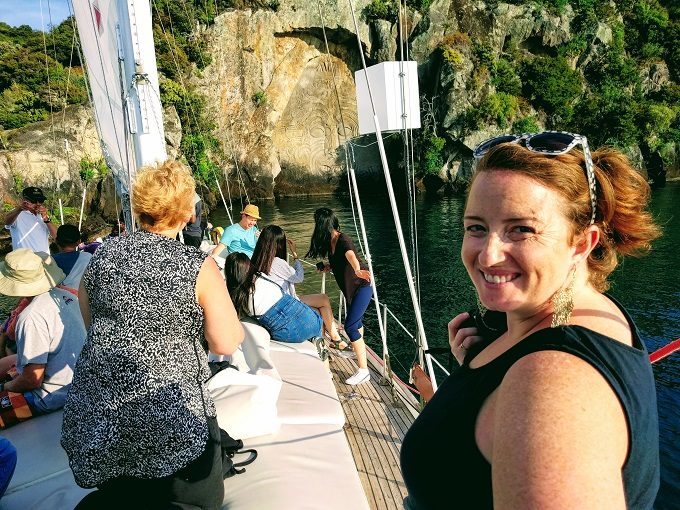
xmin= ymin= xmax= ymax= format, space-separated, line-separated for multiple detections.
xmin=61 ymin=230 xmax=214 ymax=488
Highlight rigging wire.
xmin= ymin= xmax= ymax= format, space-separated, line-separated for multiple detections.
xmin=345 ymin=143 xmax=366 ymax=257
xmin=315 ymin=0 xmax=366 ymax=257
xmin=58 ymin=15 xmax=79 ymax=195
xmin=347 ymin=0 xmax=437 ymax=391
xmin=174 ymin=0 xmax=243 ymax=218
xmin=210 ymin=0 xmax=250 ymax=209
xmin=40 ymin=0 xmax=61 ymax=218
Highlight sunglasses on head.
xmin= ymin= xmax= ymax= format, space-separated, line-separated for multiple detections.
xmin=473 ymin=131 xmax=597 ymax=225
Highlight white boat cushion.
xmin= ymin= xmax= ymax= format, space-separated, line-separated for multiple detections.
xmin=221 ymin=423 xmax=370 ymax=510
xmin=0 ymin=469 xmax=90 ymax=510
xmin=209 ymin=319 xmax=280 ymax=381
xmin=269 ymin=338 xmax=321 ymax=358
xmin=1 ymin=410 xmax=92 ymax=509
xmin=271 ymin=350 xmax=344 ymax=426
xmin=209 ymin=367 xmax=282 ymax=440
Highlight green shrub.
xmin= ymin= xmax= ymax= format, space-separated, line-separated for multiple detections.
xmin=472 ymin=42 xmax=495 ymax=70
xmin=492 ymin=58 xmax=521 ymax=95
xmin=478 ymin=93 xmax=519 ymax=129
xmin=421 ymin=135 xmax=446 ymax=176
xmin=252 ymin=90 xmax=267 ymax=107
xmin=521 ymin=56 xmax=582 ymax=121
xmin=363 ymin=0 xmax=398 ymax=22
xmin=512 ymin=116 xmax=540 ymax=134
xmin=79 ymin=158 xmax=109 ymax=182
xmin=441 ymin=47 xmax=465 ymax=68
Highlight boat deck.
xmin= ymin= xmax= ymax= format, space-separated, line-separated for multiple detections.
xmin=330 ymin=351 xmax=419 ymax=510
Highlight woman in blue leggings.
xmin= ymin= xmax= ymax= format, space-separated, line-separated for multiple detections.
xmin=306 ymin=208 xmax=372 ymax=385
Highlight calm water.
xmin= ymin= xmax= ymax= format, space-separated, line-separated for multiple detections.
xmin=212 ymin=182 xmax=680 ymax=509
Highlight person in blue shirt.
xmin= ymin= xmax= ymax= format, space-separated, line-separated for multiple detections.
xmin=0 ymin=437 xmax=17 ymax=499
xmin=211 ymin=204 xmax=261 ymax=259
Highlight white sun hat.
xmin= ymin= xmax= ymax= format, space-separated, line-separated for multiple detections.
xmin=0 ymin=249 xmax=65 ymax=297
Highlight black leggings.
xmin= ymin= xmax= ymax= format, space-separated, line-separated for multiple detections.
xmin=75 ymin=417 xmax=224 ymax=510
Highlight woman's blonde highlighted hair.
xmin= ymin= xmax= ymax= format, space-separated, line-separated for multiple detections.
xmin=474 ymin=144 xmax=661 ymax=292
xmin=132 ymin=160 xmax=195 ymax=232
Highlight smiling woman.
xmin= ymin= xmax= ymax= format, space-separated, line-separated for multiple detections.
xmin=400 ymin=132 xmax=662 ymax=510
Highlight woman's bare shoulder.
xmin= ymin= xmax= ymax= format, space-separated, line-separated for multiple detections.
xmin=490 ymin=350 xmax=629 ymax=508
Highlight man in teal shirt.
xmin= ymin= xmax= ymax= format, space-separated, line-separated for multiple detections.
xmin=211 ymin=204 xmax=261 ymax=258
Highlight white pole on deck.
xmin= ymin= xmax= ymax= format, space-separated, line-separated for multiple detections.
xmin=58 ymin=198 xmax=64 ymax=225
xmin=348 ymin=0 xmax=437 ymax=391
xmin=215 ymin=178 xmax=234 ymax=225
xmin=78 ymin=188 xmax=86 ymax=231
xmin=347 ymin=165 xmax=389 ymax=373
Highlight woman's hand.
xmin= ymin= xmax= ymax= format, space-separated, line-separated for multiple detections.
xmin=448 ymin=312 xmax=483 ymax=365
xmin=355 ymin=269 xmax=371 ymax=282
xmin=287 ymin=238 xmax=298 ymax=258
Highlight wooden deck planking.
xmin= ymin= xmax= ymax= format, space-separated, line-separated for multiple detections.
xmin=330 ymin=352 xmax=418 ymax=510
xmin=338 ymin=371 xmax=391 ymax=510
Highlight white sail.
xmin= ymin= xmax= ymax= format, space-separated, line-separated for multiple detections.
xmin=72 ymin=0 xmax=166 ymax=194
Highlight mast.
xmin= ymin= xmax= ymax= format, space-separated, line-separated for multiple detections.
xmin=72 ymin=0 xmax=167 ymax=229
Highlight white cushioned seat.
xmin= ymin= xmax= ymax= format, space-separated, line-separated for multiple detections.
xmin=1 ymin=411 xmax=92 ymax=509
xmin=221 ymin=423 xmax=370 ymax=510
xmin=269 ymin=339 xmax=320 ymax=358
xmin=210 ymin=368 xmax=282 ymax=439
xmin=271 ymin=350 xmax=344 ymax=426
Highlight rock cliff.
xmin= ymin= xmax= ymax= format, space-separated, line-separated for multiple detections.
xmin=1 ymin=0 xmax=677 ymax=204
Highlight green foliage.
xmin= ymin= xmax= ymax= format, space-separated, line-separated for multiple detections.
xmin=0 ymin=19 xmax=87 ymax=130
xmin=521 ymin=56 xmax=582 ymax=122
xmin=406 ymin=0 xmax=430 ymax=11
xmin=512 ymin=116 xmax=540 ymax=134
xmin=0 ymin=83 xmax=47 ymax=129
xmin=441 ymin=47 xmax=464 ymax=68
xmin=48 ymin=17 xmax=81 ymax=68
xmin=79 ymin=158 xmax=109 ymax=182
xmin=221 ymin=0 xmax=280 ymax=10
xmin=438 ymin=32 xmax=470 ymax=69
xmin=180 ymin=133 xmax=221 ymax=185
xmin=251 ymin=90 xmax=267 ymax=107
xmin=491 ymin=58 xmax=521 ymax=95
xmin=421 ymin=135 xmax=446 ymax=176
xmin=472 ymin=93 xmax=520 ymax=130
xmin=472 ymin=42 xmax=495 ymax=71
xmin=363 ymin=0 xmax=398 ymax=22
xmin=664 ymin=19 xmax=680 ymax=81
xmin=11 ymin=173 xmax=23 ymax=193
xmin=623 ymin=0 xmax=669 ymax=61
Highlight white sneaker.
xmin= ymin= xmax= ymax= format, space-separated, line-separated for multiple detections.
xmin=345 ymin=369 xmax=370 ymax=385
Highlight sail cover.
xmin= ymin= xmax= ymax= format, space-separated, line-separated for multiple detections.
xmin=72 ymin=0 xmax=166 ymax=193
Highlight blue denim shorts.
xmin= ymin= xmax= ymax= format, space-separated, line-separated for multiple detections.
xmin=258 ymin=295 xmax=322 ymax=343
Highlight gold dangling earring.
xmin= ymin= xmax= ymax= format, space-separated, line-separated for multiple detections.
xmin=551 ymin=269 xmax=576 ymax=328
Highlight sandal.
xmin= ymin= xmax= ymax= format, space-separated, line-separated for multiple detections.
xmin=330 ymin=340 xmax=355 ymax=359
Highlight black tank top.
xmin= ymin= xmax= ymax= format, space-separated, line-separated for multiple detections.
xmin=400 ymin=302 xmax=659 ymax=509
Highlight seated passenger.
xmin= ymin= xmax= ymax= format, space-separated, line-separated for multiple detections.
xmin=211 ymin=204 xmax=261 ymax=259
xmin=0 ymin=299 xmax=30 ymax=357
xmin=0 ymin=249 xmax=86 ymax=416
xmin=53 ymin=224 xmax=92 ymax=290
xmin=228 ymin=245 xmax=322 ymax=344
xmin=258 ymin=225 xmax=341 ymax=344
